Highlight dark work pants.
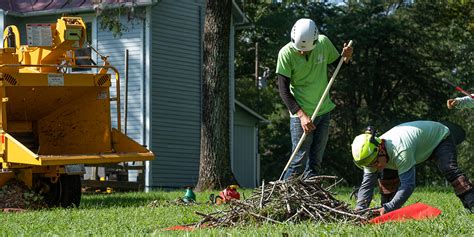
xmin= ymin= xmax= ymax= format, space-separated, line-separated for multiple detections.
xmin=430 ymin=134 xmax=473 ymax=209
xmin=430 ymin=135 xmax=465 ymax=182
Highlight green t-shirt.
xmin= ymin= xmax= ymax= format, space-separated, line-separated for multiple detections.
xmin=276 ymin=35 xmax=340 ymax=117
xmin=364 ymin=121 xmax=450 ymax=175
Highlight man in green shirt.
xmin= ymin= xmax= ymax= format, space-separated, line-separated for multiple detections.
xmin=352 ymin=121 xmax=474 ymax=214
xmin=277 ymin=18 xmax=352 ymax=179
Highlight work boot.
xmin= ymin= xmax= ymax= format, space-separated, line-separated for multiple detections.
xmin=451 ymin=176 xmax=474 ymax=212
xmin=458 ymin=189 xmax=474 ymax=213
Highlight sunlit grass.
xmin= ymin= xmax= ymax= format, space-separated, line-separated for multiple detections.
xmin=0 ymin=187 xmax=473 ymax=236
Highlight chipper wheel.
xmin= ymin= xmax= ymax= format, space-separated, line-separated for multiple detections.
xmin=38 ymin=174 xmax=82 ymax=208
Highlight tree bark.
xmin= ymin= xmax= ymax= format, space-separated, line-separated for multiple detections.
xmin=195 ymin=0 xmax=237 ymax=191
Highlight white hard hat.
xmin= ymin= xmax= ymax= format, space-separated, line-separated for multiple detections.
xmin=291 ymin=18 xmax=319 ymax=52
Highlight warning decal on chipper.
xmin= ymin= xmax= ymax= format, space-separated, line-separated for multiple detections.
xmin=48 ymin=74 xmax=64 ymax=86
xmin=26 ymin=24 xmax=53 ymax=47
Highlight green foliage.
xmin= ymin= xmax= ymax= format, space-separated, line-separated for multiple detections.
xmin=1 ymin=189 xmax=473 ymax=235
xmin=235 ymin=1 xmax=473 ymax=185
xmin=98 ymin=9 xmax=128 ymax=37
xmin=94 ymin=4 xmax=146 ymax=37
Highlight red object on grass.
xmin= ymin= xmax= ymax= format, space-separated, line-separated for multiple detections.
xmin=219 ymin=186 xmax=241 ymax=202
xmin=369 ymin=203 xmax=442 ymax=224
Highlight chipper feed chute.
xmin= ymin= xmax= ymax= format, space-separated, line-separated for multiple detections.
xmin=0 ymin=17 xmax=154 ymax=207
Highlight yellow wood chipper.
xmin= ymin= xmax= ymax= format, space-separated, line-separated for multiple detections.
xmin=0 ymin=17 xmax=154 ymax=207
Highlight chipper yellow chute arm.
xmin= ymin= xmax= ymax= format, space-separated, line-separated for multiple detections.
xmin=0 ymin=17 xmax=154 ymax=207
xmin=0 ymin=129 xmax=153 ymax=167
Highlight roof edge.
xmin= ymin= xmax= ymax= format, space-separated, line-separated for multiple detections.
xmin=235 ymin=100 xmax=269 ymax=123
xmin=3 ymin=1 xmax=155 ymax=17
xmin=232 ymin=0 xmax=248 ymax=25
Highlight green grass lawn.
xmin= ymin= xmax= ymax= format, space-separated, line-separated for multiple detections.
xmin=1 ymin=186 xmax=473 ymax=236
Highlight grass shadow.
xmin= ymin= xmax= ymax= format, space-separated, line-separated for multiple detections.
xmin=79 ymin=192 xmax=174 ymax=209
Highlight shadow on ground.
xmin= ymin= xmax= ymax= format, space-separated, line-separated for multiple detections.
xmin=80 ymin=193 xmax=169 ymax=209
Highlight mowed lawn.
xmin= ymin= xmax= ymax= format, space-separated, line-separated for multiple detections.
xmin=1 ymin=186 xmax=473 ymax=236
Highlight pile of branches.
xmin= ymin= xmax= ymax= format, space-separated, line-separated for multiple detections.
xmin=0 ymin=180 xmax=47 ymax=211
xmin=193 ymin=176 xmax=377 ymax=228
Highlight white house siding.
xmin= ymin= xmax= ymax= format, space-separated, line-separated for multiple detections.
xmin=97 ymin=16 xmax=145 ymax=145
xmin=149 ymin=0 xmax=205 ymax=188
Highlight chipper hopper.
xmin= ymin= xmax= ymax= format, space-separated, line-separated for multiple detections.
xmin=0 ymin=17 xmax=154 ymax=207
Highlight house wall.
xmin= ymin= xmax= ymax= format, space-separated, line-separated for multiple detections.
xmin=149 ymin=0 xmax=205 ymax=188
xmin=233 ymin=106 xmax=259 ymax=188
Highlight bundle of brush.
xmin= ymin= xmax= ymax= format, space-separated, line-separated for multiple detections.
xmin=192 ymin=176 xmax=377 ymax=228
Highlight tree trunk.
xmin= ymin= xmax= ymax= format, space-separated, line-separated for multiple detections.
xmin=195 ymin=0 xmax=237 ymax=191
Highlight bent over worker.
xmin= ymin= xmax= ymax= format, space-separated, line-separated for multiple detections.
xmin=351 ymin=120 xmax=474 ymax=215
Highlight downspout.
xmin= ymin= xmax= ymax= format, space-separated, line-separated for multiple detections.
xmin=144 ymin=5 xmax=152 ymax=191
xmin=0 ymin=9 xmax=4 ymax=36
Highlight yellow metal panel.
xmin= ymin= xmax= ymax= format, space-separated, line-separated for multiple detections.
xmin=37 ymin=88 xmax=112 ymax=155
xmin=0 ymin=171 xmax=15 ymax=187
xmin=31 ymin=165 xmax=62 ymax=177
xmin=0 ymin=133 xmax=4 ymax=156
xmin=0 ymin=73 xmax=110 ymax=87
xmin=16 ymin=168 xmax=33 ymax=188
xmin=56 ymin=17 xmax=85 ymax=49
xmin=3 ymin=26 xmax=20 ymax=50
xmin=39 ymin=152 xmax=154 ymax=166
xmin=111 ymin=128 xmax=151 ymax=153
xmin=0 ymin=48 xmax=19 ymax=72
xmin=4 ymin=133 xmax=40 ymax=165
xmin=5 ymin=87 xmax=109 ymax=121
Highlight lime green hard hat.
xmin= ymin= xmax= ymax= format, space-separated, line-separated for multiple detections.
xmin=351 ymin=133 xmax=381 ymax=168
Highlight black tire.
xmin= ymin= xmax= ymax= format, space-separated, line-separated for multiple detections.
xmin=40 ymin=175 xmax=81 ymax=208
xmin=40 ymin=177 xmax=61 ymax=207
xmin=58 ymin=175 xmax=82 ymax=208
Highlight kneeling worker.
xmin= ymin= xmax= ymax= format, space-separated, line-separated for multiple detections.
xmin=351 ymin=120 xmax=474 ymax=215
